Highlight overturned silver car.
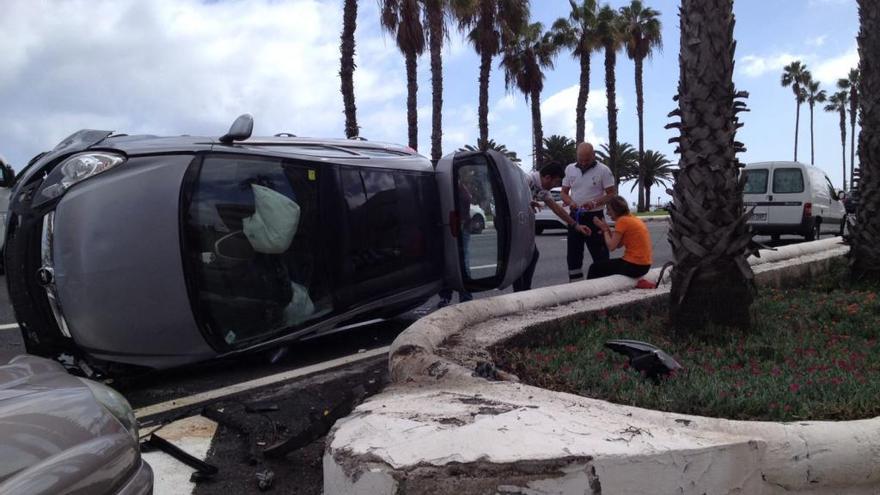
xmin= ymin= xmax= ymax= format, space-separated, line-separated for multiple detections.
xmin=4 ymin=115 xmax=534 ymax=376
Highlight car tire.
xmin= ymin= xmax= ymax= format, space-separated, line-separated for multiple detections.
xmin=470 ymin=214 xmax=485 ymax=234
xmin=804 ymin=218 xmax=820 ymax=241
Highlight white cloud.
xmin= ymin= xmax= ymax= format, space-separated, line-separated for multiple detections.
xmin=738 ymin=52 xmax=804 ymax=78
xmin=0 ymin=0 xmax=410 ymax=167
xmin=540 ymin=85 xmax=607 ymax=145
xmin=812 ymin=46 xmax=859 ymax=86
xmin=808 ymin=35 xmax=828 ymax=47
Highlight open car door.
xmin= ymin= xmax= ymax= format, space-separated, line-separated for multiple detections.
xmin=435 ymin=150 xmax=534 ymax=293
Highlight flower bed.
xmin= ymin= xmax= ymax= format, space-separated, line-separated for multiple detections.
xmin=496 ymin=259 xmax=880 ymax=422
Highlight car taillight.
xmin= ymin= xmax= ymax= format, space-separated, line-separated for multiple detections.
xmin=803 ymin=202 xmax=812 ymax=218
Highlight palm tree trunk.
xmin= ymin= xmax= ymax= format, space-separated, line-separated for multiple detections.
xmin=604 ymin=42 xmax=618 ymax=154
xmin=645 ymin=184 xmax=652 ymax=210
xmin=427 ymin=0 xmax=443 ymax=164
xmin=840 ymin=106 xmax=847 ymax=189
xmin=575 ymin=49 xmax=590 ymax=144
xmin=809 ymin=102 xmax=815 ymax=165
xmin=794 ymin=97 xmax=800 ymax=161
xmin=478 ymin=50 xmax=492 ymax=150
xmin=531 ymin=87 xmax=544 ymax=169
xmin=405 ymin=51 xmax=419 ymax=151
xmin=851 ymin=0 xmax=880 ymax=279
xmin=850 ymin=97 xmax=858 ymax=188
xmin=340 ymin=0 xmax=359 ymax=138
xmin=635 ymin=56 xmax=646 ymax=212
xmin=669 ymin=0 xmax=753 ymax=331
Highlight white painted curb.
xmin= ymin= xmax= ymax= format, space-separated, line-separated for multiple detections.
xmin=326 ymin=238 xmax=879 ymax=494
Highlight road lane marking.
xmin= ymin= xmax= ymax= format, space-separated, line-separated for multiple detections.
xmin=0 ymin=323 xmax=19 ymax=331
xmin=134 ymin=346 xmax=390 ymax=420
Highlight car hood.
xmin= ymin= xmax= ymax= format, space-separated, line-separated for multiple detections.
xmin=0 ymin=355 xmax=139 ymax=493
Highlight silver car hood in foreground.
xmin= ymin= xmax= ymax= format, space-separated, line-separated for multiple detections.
xmin=0 ymin=355 xmax=151 ymax=494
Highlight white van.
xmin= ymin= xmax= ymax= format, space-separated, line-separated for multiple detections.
xmin=743 ymin=161 xmax=845 ymax=241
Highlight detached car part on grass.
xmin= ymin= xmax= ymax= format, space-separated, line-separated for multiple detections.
xmin=0 ymin=354 xmax=152 ymax=494
xmin=4 ymin=115 xmax=534 ymax=377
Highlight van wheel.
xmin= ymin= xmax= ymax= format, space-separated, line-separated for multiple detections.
xmin=804 ymin=219 xmax=820 ymax=241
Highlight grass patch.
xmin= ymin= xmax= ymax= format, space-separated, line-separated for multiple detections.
xmin=495 ymin=260 xmax=880 ymax=421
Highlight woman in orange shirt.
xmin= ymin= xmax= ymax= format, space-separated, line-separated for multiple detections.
xmin=588 ymin=196 xmax=652 ymax=279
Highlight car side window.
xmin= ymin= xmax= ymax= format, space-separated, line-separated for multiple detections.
xmin=743 ymin=169 xmax=768 ymax=194
xmin=183 ymin=154 xmax=329 ymax=348
xmin=338 ymin=167 xmax=440 ymax=302
xmin=772 ymin=168 xmax=804 ymax=194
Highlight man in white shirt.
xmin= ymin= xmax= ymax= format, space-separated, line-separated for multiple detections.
xmin=561 ymin=142 xmax=617 ymax=282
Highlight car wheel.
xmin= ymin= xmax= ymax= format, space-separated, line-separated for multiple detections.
xmin=804 ymin=219 xmax=820 ymax=241
xmin=470 ymin=214 xmax=485 ymax=234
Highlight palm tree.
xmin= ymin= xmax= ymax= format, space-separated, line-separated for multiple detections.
xmin=459 ymin=139 xmax=521 ymax=164
xmin=596 ymin=141 xmax=638 ymax=183
xmin=781 ymin=61 xmax=809 ymax=162
xmin=452 ymin=0 xmax=529 ymax=150
xmin=551 ymin=0 xmax=600 ymax=144
xmin=851 ymin=1 xmax=878 ymax=279
xmin=631 ymin=149 xmax=673 ymax=208
xmin=380 ymin=0 xmax=426 ymax=151
xmin=803 ymin=73 xmax=827 ymax=165
xmin=340 ymin=0 xmax=360 ymax=138
xmin=668 ymin=0 xmax=753 ymax=330
xmin=597 ymin=5 xmax=623 ymax=157
xmin=425 ymin=0 xmax=450 ymax=164
xmin=838 ymin=68 xmax=860 ymax=189
xmin=618 ymin=0 xmax=662 ymax=212
xmin=543 ymin=135 xmax=577 ymax=167
xmin=824 ymin=91 xmax=849 ymax=189
xmin=500 ymin=22 xmax=559 ymax=169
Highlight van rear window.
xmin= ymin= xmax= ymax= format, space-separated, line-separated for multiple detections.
xmin=743 ymin=169 xmax=768 ymax=194
xmin=773 ymin=168 xmax=805 ymax=193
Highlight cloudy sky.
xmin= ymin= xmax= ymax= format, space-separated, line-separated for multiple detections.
xmin=0 ymin=0 xmax=861 ymax=205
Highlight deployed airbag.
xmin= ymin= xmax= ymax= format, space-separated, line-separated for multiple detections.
xmin=243 ymin=184 xmax=300 ymax=254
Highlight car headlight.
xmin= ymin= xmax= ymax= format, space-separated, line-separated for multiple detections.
xmin=78 ymin=378 xmax=139 ymax=444
xmin=35 ymin=152 xmax=126 ymax=206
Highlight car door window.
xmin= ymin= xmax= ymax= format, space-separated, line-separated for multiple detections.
xmin=743 ymin=169 xmax=768 ymax=194
xmin=183 ymin=154 xmax=329 ymax=349
xmin=338 ymin=167 xmax=441 ymax=305
xmin=455 ymin=158 xmax=502 ymax=283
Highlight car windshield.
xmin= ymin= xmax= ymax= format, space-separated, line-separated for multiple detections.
xmin=183 ymin=154 xmax=331 ymax=348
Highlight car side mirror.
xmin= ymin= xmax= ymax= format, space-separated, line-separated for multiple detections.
xmin=219 ymin=114 xmax=254 ymax=144
xmin=0 ymin=162 xmax=14 ymax=188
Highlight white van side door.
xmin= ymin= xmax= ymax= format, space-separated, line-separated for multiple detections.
xmin=435 ymin=150 xmax=534 ymax=292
